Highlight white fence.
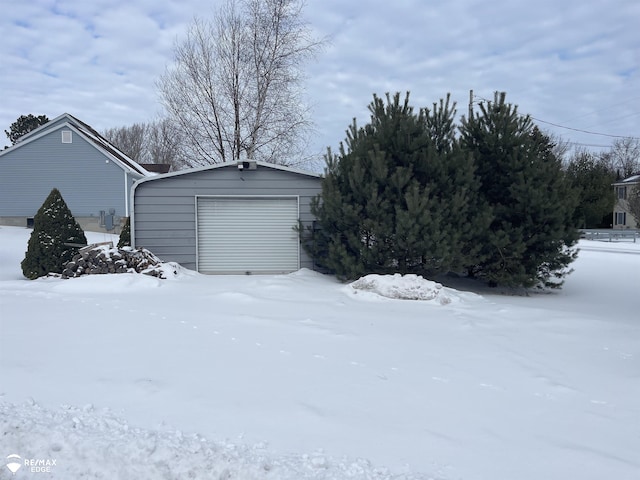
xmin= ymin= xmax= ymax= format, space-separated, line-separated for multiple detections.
xmin=580 ymin=229 xmax=639 ymax=243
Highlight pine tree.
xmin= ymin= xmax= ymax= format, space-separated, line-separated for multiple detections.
xmin=118 ymin=217 xmax=131 ymax=248
xmin=21 ymin=188 xmax=87 ymax=279
xmin=459 ymin=92 xmax=579 ymax=288
xmin=307 ymin=92 xmax=488 ymax=279
xmin=565 ymin=151 xmax=617 ymax=228
xmin=5 ymin=114 xmax=49 ymax=145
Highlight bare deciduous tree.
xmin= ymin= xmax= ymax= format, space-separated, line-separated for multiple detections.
xmin=103 ymin=123 xmax=147 ymax=162
xmin=544 ymin=131 xmax=571 ymax=165
xmin=157 ymin=0 xmax=322 ymax=167
xmin=103 ymin=120 xmax=185 ymax=171
xmin=146 ymin=119 xmax=186 ymax=169
xmin=602 ymin=137 xmax=640 ymax=178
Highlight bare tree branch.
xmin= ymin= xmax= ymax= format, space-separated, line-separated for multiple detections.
xmin=157 ymin=0 xmax=322 ymax=167
xmin=103 ymin=120 xmax=186 ymax=171
xmin=603 ymin=137 xmax=640 ymax=178
xmin=103 ymin=123 xmax=148 ymax=162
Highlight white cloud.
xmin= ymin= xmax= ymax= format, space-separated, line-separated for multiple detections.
xmin=1 ymin=0 xmax=638 ymax=154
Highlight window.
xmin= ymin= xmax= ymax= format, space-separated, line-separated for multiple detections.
xmin=616 ymin=186 xmax=627 ymax=199
xmin=615 ymin=212 xmax=626 ymax=226
xmin=61 ymin=130 xmax=72 ymax=143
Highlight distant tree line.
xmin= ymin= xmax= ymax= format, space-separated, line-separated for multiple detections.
xmin=564 ymin=137 xmax=640 ymax=229
xmin=101 ymin=119 xmax=186 ymax=170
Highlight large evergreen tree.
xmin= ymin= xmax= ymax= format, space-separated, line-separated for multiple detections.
xmin=21 ymin=188 xmax=87 ymax=279
xmin=307 ymin=92 xmax=488 ymax=279
xmin=459 ymin=92 xmax=579 ymax=288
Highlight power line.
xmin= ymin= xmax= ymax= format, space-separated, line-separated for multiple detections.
xmin=582 ymin=111 xmax=640 ymax=130
xmin=531 ymin=116 xmax=640 ymax=139
xmin=565 ymin=142 xmax=611 ymax=148
xmin=559 ymin=96 xmax=640 ymax=124
xmin=470 ymin=94 xmax=640 ymax=140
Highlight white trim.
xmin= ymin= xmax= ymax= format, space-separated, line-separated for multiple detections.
xmin=614 ymin=211 xmax=627 ymax=226
xmin=124 ymin=171 xmax=129 ymax=217
xmin=130 ymin=187 xmax=136 ymax=248
xmin=612 ymin=175 xmax=640 ymax=186
xmin=17 ymin=112 xmax=72 ymax=142
xmin=194 ymin=196 xmax=199 ymax=272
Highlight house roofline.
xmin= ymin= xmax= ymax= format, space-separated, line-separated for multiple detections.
xmin=13 ymin=112 xmax=84 ymax=143
xmin=612 ymin=174 xmax=640 ymax=186
xmin=133 ymin=160 xmax=321 ymax=188
xmin=0 ymin=114 xmax=150 ymax=177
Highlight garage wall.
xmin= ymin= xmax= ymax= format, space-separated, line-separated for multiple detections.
xmin=132 ymin=163 xmax=321 ymax=272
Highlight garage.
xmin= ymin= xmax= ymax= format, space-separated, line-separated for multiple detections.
xmin=196 ymin=196 xmax=299 ymax=274
xmin=132 ymin=161 xmax=321 ymax=274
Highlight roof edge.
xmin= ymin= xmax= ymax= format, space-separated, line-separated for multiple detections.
xmin=133 ymin=160 xmax=321 ymax=188
xmin=11 ymin=112 xmax=70 ymax=143
xmin=612 ymin=174 xmax=640 ymax=185
xmin=0 ymin=120 xmax=149 ymax=177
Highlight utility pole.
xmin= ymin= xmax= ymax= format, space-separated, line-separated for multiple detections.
xmin=468 ymin=89 xmax=473 ymax=119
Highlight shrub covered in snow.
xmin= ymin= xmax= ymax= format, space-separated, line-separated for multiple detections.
xmin=62 ymin=244 xmax=178 ymax=279
xmin=21 ymin=188 xmax=87 ymax=280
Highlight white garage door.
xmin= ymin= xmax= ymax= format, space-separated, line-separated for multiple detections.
xmin=197 ymin=196 xmax=299 ymax=274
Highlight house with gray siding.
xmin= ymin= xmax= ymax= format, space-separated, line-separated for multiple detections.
xmin=0 ymin=113 xmax=150 ymax=232
xmin=132 ymin=161 xmax=322 ymax=274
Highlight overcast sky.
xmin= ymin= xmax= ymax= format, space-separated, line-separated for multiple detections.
xmin=2 ymin=0 xmax=639 ymax=162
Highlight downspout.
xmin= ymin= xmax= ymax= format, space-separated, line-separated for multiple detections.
xmin=124 ymin=171 xmax=130 ymax=217
xmin=130 ymin=176 xmax=139 ymax=249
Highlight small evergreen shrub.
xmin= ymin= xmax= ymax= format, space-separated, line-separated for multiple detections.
xmin=21 ymin=188 xmax=87 ymax=279
xmin=118 ymin=217 xmax=131 ymax=248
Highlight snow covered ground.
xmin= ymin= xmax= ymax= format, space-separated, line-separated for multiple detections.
xmin=1 ymin=225 xmax=639 ymax=480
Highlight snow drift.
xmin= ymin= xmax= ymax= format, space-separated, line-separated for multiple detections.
xmin=1 ymin=226 xmax=639 ymax=480
xmin=349 ymin=273 xmax=476 ymax=304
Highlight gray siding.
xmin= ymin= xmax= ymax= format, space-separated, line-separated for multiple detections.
xmin=133 ymin=164 xmax=322 ymax=271
xmin=0 ymin=126 xmax=134 ymax=218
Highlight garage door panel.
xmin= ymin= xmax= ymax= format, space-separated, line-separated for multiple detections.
xmin=197 ymin=197 xmax=299 ymax=274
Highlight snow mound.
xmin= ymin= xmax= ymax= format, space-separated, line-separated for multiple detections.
xmin=350 ymin=274 xmax=458 ymax=304
xmin=0 ymin=401 xmax=432 ymax=480
xmin=149 ymin=261 xmax=188 ymax=280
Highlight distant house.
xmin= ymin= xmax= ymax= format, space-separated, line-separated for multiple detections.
xmin=132 ymin=161 xmax=322 ymax=274
xmin=0 ymin=113 xmax=151 ymax=232
xmin=612 ymin=174 xmax=640 ymax=229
